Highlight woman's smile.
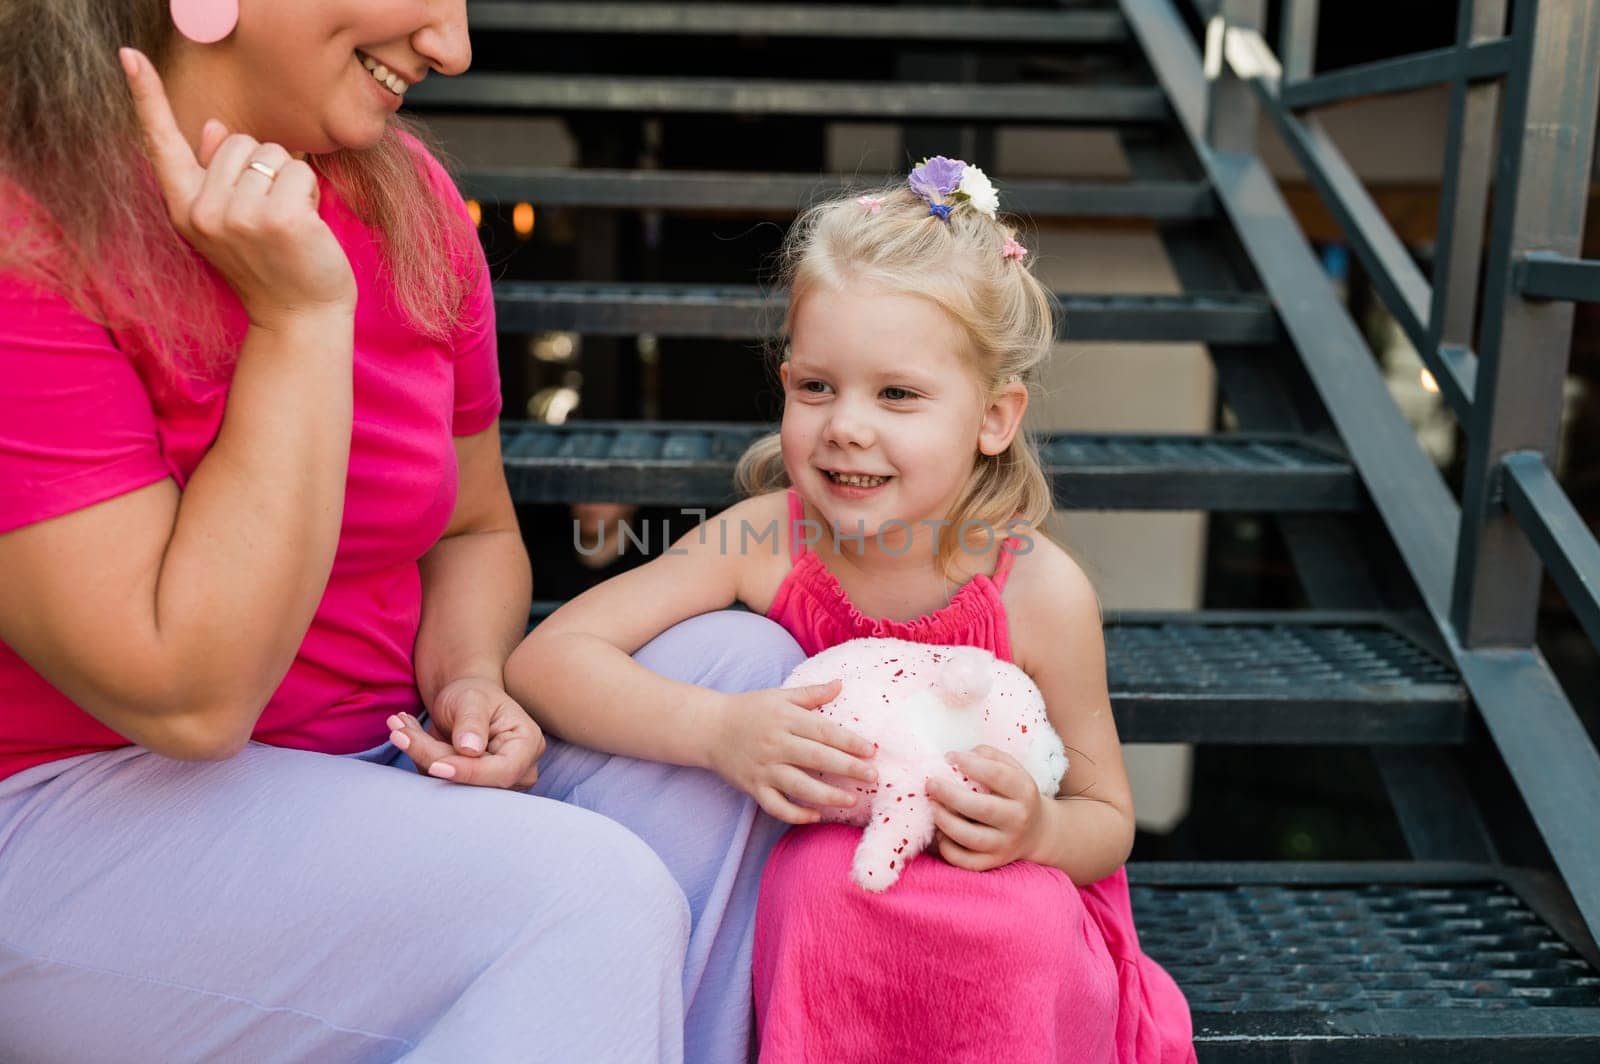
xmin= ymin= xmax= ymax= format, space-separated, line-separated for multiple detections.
xmin=355 ymin=51 xmax=406 ymax=109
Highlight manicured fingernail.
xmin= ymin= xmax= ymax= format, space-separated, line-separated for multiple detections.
xmin=390 ymin=730 xmax=411 ymax=751
xmin=386 ymin=715 xmax=402 ymax=731
xmin=428 ymin=762 xmax=456 ymax=780
xmin=458 ymin=732 xmax=484 ymax=754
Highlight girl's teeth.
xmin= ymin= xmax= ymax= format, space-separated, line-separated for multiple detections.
xmin=360 ymin=54 xmax=406 ymax=96
xmin=830 ymin=473 xmax=887 ymax=487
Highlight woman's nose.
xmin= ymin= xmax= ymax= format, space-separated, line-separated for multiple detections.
xmin=414 ymin=1 xmax=472 ymax=77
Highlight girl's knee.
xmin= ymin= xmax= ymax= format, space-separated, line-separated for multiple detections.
xmin=635 ymin=610 xmax=805 ymax=693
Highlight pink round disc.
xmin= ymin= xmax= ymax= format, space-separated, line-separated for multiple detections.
xmin=170 ymin=0 xmax=238 ymax=45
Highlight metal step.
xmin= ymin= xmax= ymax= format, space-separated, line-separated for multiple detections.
xmin=500 ymin=422 xmax=1357 ymax=511
xmin=1133 ymin=862 xmax=1600 ymax=1063
xmin=458 ymin=167 xmax=1217 ymax=219
xmin=521 ymin=601 xmax=1466 ymax=745
xmin=407 ymin=75 xmax=1167 ymax=123
xmin=1103 ymin=611 xmax=1464 ymax=744
xmin=465 ymin=2 xmax=1130 ymax=44
xmin=493 ymin=283 xmax=1280 ymax=343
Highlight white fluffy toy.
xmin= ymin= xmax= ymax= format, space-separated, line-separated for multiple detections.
xmin=783 ymin=637 xmax=1068 ymax=892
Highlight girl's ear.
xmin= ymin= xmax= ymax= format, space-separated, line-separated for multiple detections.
xmin=977 ymin=380 xmax=1029 ymax=456
xmin=779 ymin=361 xmax=791 ymax=389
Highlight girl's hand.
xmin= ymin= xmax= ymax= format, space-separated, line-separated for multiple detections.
xmin=927 ymin=745 xmax=1051 ymax=872
xmin=707 ymin=681 xmax=879 ymax=825
xmin=119 ymin=47 xmax=357 ymax=330
xmin=388 ymin=677 xmax=547 ymax=790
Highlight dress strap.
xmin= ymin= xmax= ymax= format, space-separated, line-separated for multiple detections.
xmin=992 ymin=536 xmax=1023 ymax=590
xmin=786 ymin=489 xmax=809 ymax=561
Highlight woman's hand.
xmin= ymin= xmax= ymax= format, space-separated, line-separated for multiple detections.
xmin=118 ymin=47 xmax=357 ymax=330
xmin=705 ymin=681 xmax=879 ymax=825
xmin=926 ymin=746 xmax=1053 ymax=872
xmin=388 ymin=677 xmax=547 ymax=789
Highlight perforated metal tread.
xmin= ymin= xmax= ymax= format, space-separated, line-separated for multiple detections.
xmin=407 ymin=74 xmax=1167 ymax=123
xmin=522 ymin=599 xmax=1463 ymax=744
xmin=1131 ymin=862 xmax=1600 ymax=1062
xmin=492 ymin=283 xmax=1280 ymax=343
xmin=464 ymin=2 xmax=1130 ymax=43
xmin=458 ymin=167 xmax=1216 ymax=219
xmin=1104 ymin=612 xmax=1464 ymax=744
xmin=500 ymin=422 xmax=1356 ymax=512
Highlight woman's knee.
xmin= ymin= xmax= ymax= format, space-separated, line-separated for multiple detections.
xmin=515 ymin=803 xmax=692 ymax=948
xmin=634 ymin=610 xmax=805 ymax=693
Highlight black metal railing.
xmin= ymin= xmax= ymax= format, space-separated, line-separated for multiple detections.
xmin=1127 ymin=0 xmax=1600 ymax=943
xmin=1198 ymin=0 xmax=1600 ymax=648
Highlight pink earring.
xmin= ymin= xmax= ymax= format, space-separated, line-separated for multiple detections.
xmin=171 ymin=0 xmax=239 ymax=44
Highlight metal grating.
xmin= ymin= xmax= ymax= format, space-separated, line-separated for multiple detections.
xmin=492 ymin=283 xmax=1281 ymax=343
xmin=1105 ymin=617 xmax=1459 ymax=693
xmin=463 ymin=2 xmax=1132 ymax=43
xmin=501 ymin=423 xmax=1357 ymax=511
xmin=407 ymin=75 xmax=1168 ymax=123
xmin=1102 ymin=615 xmax=1469 ymax=744
xmin=457 ymin=167 xmax=1217 ymax=220
xmin=1134 ymin=878 xmax=1600 ymax=1012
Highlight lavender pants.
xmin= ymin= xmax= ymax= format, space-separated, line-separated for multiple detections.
xmin=0 ymin=611 xmax=803 ymax=1063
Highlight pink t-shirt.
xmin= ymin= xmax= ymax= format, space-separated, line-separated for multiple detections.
xmin=0 ymin=140 xmax=501 ymax=782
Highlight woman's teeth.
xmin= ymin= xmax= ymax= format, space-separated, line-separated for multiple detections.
xmin=359 ymin=53 xmax=407 ymax=96
xmin=828 ymin=472 xmax=889 ymax=487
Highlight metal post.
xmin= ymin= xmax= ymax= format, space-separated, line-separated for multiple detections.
xmin=1451 ymin=0 xmax=1600 ymax=647
xmin=1425 ymin=0 xmax=1506 ymax=374
xmin=1203 ymin=0 xmax=1265 ymax=153
xmin=900 ymin=0 xmax=994 ymax=170
xmin=1280 ymin=0 xmax=1320 ymax=83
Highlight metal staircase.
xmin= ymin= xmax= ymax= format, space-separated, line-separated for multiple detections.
xmin=410 ymin=2 xmax=1600 ymax=1058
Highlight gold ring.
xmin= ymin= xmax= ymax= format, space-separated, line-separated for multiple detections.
xmin=247 ymin=160 xmax=279 ymax=181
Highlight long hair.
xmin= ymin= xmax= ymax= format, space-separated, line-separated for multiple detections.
xmin=0 ymin=0 xmax=477 ymax=375
xmin=735 ymin=182 xmax=1057 ymax=577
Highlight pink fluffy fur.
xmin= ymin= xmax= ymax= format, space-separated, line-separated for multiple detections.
xmin=783 ymin=637 xmax=1068 ymax=891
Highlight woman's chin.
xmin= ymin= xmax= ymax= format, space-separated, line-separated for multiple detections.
xmin=318 ymin=116 xmax=391 ymax=155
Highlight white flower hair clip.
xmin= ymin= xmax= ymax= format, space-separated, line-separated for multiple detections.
xmin=958 ymin=166 xmax=999 ymax=219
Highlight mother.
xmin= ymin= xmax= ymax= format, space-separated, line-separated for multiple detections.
xmin=0 ymin=2 xmax=802 ymax=1060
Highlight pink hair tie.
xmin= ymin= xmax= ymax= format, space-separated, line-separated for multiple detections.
xmin=856 ymin=195 xmax=885 ymax=214
xmin=1001 ymin=236 xmax=1028 ymax=261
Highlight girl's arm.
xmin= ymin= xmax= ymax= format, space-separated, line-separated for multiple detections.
xmin=505 ymin=493 xmax=878 ymax=821
xmin=928 ymin=538 xmax=1136 ymax=885
xmin=507 ymin=496 xmax=766 ymax=764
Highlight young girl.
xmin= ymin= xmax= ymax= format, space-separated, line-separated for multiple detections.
xmin=506 ymin=158 xmax=1194 ymax=1062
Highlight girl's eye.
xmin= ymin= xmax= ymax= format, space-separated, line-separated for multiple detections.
xmin=881 ymin=386 xmax=916 ymax=402
xmin=800 ymin=380 xmax=830 ymax=394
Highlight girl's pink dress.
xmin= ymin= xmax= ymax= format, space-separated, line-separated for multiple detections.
xmin=754 ymin=490 xmax=1196 ymax=1063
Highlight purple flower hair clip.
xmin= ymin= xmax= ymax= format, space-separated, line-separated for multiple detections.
xmin=909 ymin=156 xmax=965 ymax=201
xmin=908 ymin=155 xmax=1001 ymax=223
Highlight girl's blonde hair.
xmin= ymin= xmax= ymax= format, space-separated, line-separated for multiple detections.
xmin=0 ymin=0 xmax=479 ymax=375
xmin=735 ymin=179 xmax=1057 ymax=577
